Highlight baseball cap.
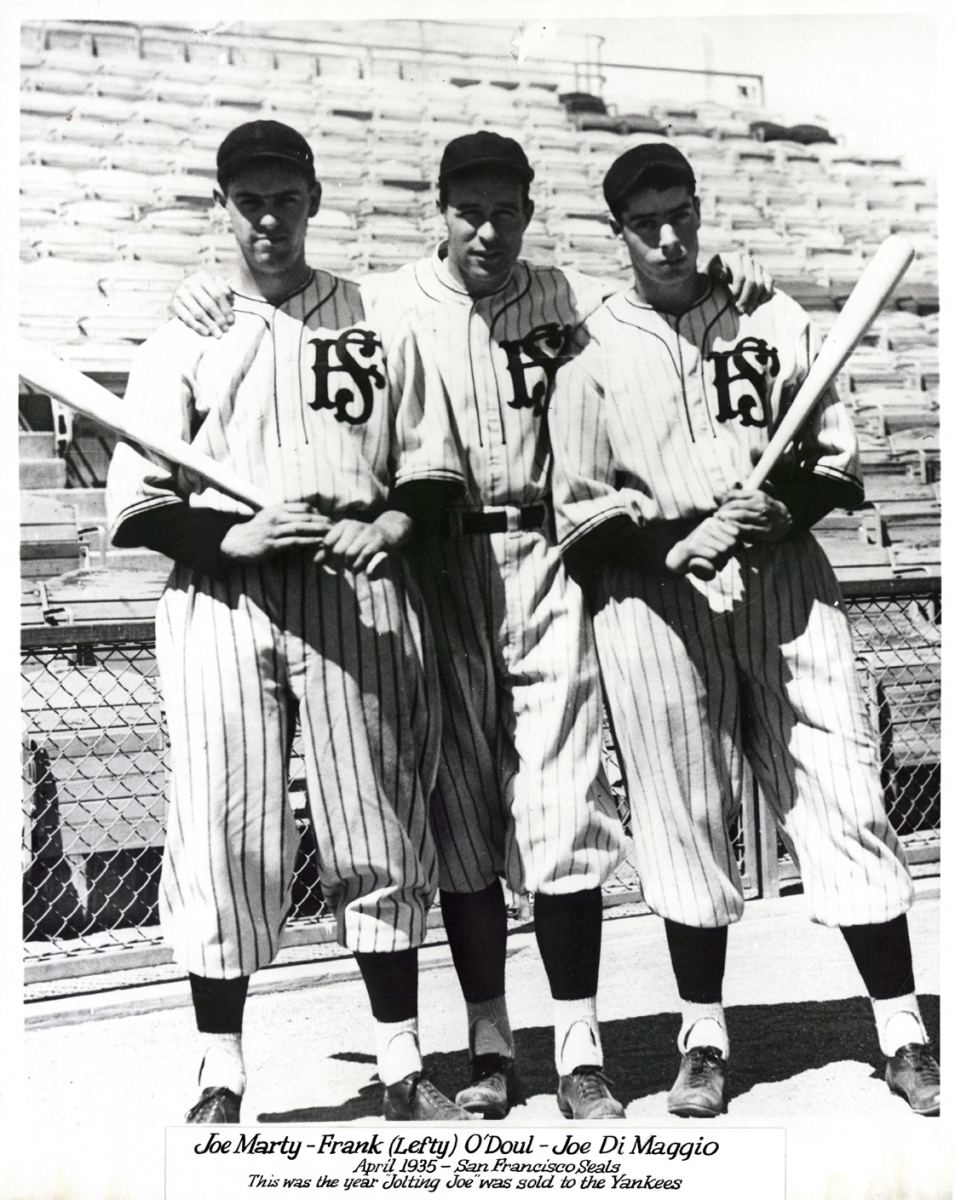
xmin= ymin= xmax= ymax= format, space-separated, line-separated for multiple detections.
xmin=217 ymin=121 xmax=316 ymax=187
xmin=438 ymin=131 xmax=535 ymax=186
xmin=602 ymin=143 xmax=696 ymax=212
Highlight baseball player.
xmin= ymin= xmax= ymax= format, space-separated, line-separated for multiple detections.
xmin=172 ymin=130 xmax=773 ymax=1121
xmin=550 ymin=142 xmax=940 ymax=1118
xmin=106 ymin=121 xmax=473 ymax=1123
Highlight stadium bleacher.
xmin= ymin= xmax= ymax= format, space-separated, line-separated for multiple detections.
xmin=19 ymin=20 xmax=939 ymax=611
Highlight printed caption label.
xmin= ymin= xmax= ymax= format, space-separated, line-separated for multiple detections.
xmin=166 ymin=1126 xmax=785 ymax=1199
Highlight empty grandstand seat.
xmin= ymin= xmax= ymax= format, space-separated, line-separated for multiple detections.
xmin=38 ymin=225 xmax=117 ymax=261
xmin=118 ymin=231 xmax=202 ymax=264
xmin=77 ymin=168 xmax=158 ymax=205
xmin=59 ymin=119 xmax=121 ymax=147
xmin=63 ymin=199 xmax=139 ymax=228
xmin=21 ymin=90 xmax=76 ymax=117
xmin=74 ymin=95 xmax=133 ymax=123
xmin=22 ymin=67 xmax=93 ymax=95
xmin=21 ymin=163 xmax=84 ymax=201
xmin=20 ymin=494 xmax=89 ymax=579
xmin=121 ymin=121 xmax=184 ymax=148
xmin=153 ymin=173 xmax=216 ymax=204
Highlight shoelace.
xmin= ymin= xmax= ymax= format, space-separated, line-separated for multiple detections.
xmin=572 ymin=1067 xmax=615 ymax=1098
xmin=186 ymin=1086 xmax=237 ymax=1121
xmin=897 ymin=1045 xmax=940 ymax=1083
xmin=408 ymin=1072 xmax=465 ymax=1117
xmin=685 ymin=1048 xmax=724 ymax=1080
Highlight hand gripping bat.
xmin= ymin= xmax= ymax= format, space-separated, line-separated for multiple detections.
xmin=665 ymin=234 xmax=915 ymax=579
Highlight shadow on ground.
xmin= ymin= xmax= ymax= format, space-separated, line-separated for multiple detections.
xmin=259 ymin=993 xmax=939 ymax=1122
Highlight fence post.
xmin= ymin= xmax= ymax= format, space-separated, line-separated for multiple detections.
xmin=755 ymin=786 xmax=781 ymax=900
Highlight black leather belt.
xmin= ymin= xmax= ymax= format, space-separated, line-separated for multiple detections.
xmin=442 ymin=504 xmax=548 ymax=536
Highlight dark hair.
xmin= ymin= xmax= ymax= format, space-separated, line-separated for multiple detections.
xmin=609 ymin=163 xmax=696 ymax=222
xmin=438 ymin=164 xmax=532 ymax=211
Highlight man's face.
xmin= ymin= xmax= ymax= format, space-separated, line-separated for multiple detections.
xmin=442 ymin=169 xmax=534 ymax=295
xmin=612 ymin=183 xmax=701 ymax=291
xmin=217 ymin=162 xmax=320 ymax=277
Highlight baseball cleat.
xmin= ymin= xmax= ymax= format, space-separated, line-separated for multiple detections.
xmin=455 ymin=1053 xmax=514 ymax=1120
xmin=667 ymin=1046 xmax=726 ymax=1118
xmin=384 ymin=1072 xmax=476 ymax=1120
xmin=557 ymin=1066 xmax=625 ymax=1120
xmin=885 ymin=1043 xmax=940 ymax=1116
xmin=186 ymin=1086 xmax=242 ymax=1124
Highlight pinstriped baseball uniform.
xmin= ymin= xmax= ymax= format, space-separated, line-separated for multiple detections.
xmin=362 ymin=252 xmax=627 ymax=897
xmin=107 ymin=269 xmax=441 ymax=978
xmin=551 ymin=280 xmax=913 ymax=928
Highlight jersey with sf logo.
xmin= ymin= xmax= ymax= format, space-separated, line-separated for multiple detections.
xmin=363 ymin=249 xmax=619 ymax=507
xmin=551 ymin=280 xmax=863 ymax=534
xmin=108 ymin=269 xmax=433 ymax=529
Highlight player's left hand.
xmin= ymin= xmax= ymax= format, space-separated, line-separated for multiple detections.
xmin=708 ymin=252 xmax=775 ymax=316
xmin=315 ymin=511 xmax=413 ymax=572
xmin=715 ymin=488 xmax=793 ymax=542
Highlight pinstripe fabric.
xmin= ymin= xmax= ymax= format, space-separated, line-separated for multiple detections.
xmin=550 ymin=282 xmax=914 ymax=929
xmin=552 ymin=282 xmax=864 ymax=546
xmin=365 ymin=252 xmax=627 ymax=896
xmin=107 ymin=270 xmax=440 ymax=978
xmin=108 ymin=270 xmax=422 ymax=531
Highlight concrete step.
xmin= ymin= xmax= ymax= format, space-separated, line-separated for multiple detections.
xmin=20 ymin=459 xmax=67 ymax=490
xmin=19 ymin=432 xmax=56 ymax=458
xmin=27 ymin=488 xmax=107 ymax=523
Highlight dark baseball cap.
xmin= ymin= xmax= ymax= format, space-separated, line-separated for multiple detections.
xmin=603 ymin=143 xmax=696 ymax=212
xmin=438 ymin=131 xmax=535 ymax=186
xmin=217 ymin=121 xmax=316 ymax=187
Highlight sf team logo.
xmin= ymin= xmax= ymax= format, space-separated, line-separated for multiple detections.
xmin=500 ymin=322 xmax=575 ymax=416
xmin=309 ymin=327 xmax=385 ymax=425
xmin=706 ymin=336 xmax=780 ymax=429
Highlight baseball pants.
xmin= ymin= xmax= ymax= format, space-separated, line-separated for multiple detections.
xmin=155 ymin=551 xmax=439 ymax=979
xmin=410 ymin=525 xmax=626 ymax=897
xmin=594 ymin=532 xmax=913 ymax=929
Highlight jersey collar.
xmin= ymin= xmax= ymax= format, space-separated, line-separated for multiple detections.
xmin=416 ymin=243 xmax=526 ymax=306
xmin=621 ymin=274 xmax=714 ymax=320
xmin=232 ymin=268 xmax=321 ymax=311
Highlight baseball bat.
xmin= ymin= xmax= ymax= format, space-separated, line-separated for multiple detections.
xmin=18 ymin=337 xmax=387 ymax=573
xmin=666 ymin=234 xmax=915 ymax=578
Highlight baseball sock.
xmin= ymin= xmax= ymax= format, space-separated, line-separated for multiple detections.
xmin=839 ymin=914 xmax=926 ymax=1055
xmin=440 ymin=883 xmax=514 ymax=1061
xmin=189 ymin=973 xmax=250 ymax=1096
xmin=467 ymin=995 xmax=515 ymax=1061
xmin=374 ymin=1018 xmax=423 ymax=1087
xmin=664 ymin=921 xmax=729 ymax=1059
xmin=534 ymin=890 xmax=603 ymax=1074
xmin=354 ymin=950 xmax=422 ymax=1087
xmin=553 ymin=996 xmax=603 ymax=1075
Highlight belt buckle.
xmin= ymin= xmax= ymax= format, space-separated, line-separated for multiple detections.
xmin=505 ymin=507 xmax=522 ymax=534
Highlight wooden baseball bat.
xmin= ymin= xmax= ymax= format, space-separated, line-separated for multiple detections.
xmin=667 ymin=234 xmax=915 ymax=578
xmin=18 ymin=337 xmax=387 ymax=573
xmin=19 ymin=336 xmax=268 ymax=510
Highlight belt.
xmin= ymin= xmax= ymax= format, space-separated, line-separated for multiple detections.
xmin=443 ymin=504 xmax=549 ymax=536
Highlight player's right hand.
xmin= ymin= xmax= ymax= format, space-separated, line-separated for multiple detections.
xmin=219 ymin=503 xmax=332 ymax=562
xmin=170 ymin=270 xmax=236 ymax=338
xmin=664 ymin=514 xmax=741 ymax=580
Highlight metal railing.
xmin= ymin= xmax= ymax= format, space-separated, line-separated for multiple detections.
xmin=22 ymin=577 xmax=940 ymax=980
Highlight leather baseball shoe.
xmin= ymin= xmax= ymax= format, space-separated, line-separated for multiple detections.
xmin=384 ymin=1072 xmax=475 ymax=1120
xmin=186 ymin=1086 xmax=242 ymax=1124
xmin=886 ymin=1043 xmax=940 ymax=1116
xmin=667 ymin=1046 xmax=725 ymax=1118
xmin=456 ymin=1053 xmax=514 ymax=1120
xmin=557 ymin=1066 xmax=625 ymax=1119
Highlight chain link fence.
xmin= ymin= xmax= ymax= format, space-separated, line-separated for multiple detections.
xmin=23 ymin=578 xmax=940 ymax=978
